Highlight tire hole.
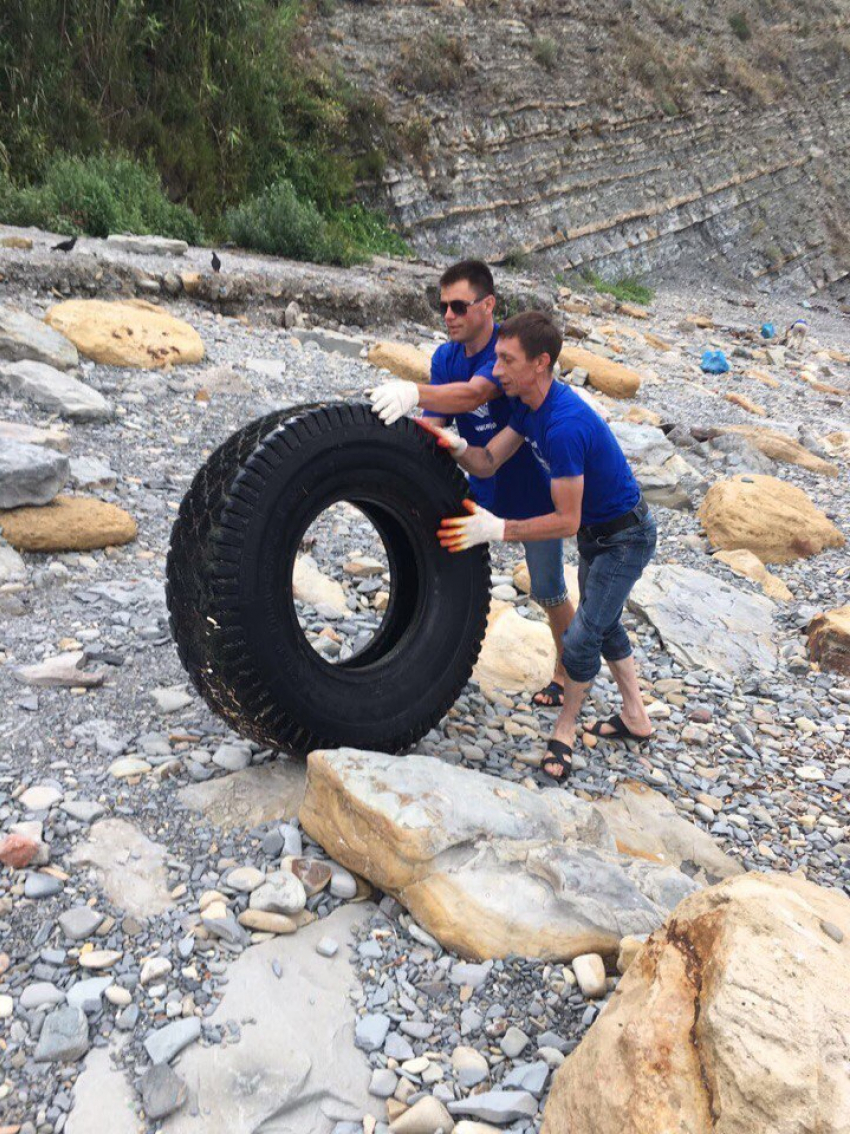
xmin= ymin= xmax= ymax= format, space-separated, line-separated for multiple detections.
xmin=293 ymin=501 xmax=392 ymax=665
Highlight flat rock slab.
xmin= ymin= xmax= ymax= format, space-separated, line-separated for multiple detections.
xmin=300 ymin=750 xmax=705 ymax=962
xmin=594 ymin=782 xmax=743 ymax=885
xmin=106 ymin=234 xmax=188 ymax=256
xmin=162 ymin=903 xmax=374 ymax=1134
xmin=65 ymin=1045 xmax=139 ymax=1134
xmin=0 ymin=419 xmax=71 ymax=452
xmin=0 ymin=303 xmax=78 ymax=369
xmin=70 ymin=818 xmax=174 ymax=919
xmin=178 ymin=761 xmax=306 ymax=834
xmin=0 ymin=359 xmax=113 ymax=421
xmin=628 ymin=563 xmax=778 ymax=676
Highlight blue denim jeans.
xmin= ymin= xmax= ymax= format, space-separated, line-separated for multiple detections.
xmin=522 ymin=539 xmax=568 ymax=607
xmin=561 ymin=511 xmax=657 ymax=683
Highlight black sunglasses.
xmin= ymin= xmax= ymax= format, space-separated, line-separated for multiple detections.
xmin=439 ymin=295 xmax=489 ymax=317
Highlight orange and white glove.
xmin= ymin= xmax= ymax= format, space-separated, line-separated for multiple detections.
xmin=368 ymin=380 xmax=420 ymax=425
xmin=438 ymin=499 xmax=505 ymax=552
xmin=414 ymin=417 xmax=468 ymax=459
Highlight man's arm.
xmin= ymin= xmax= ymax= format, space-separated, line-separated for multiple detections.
xmin=503 ymin=476 xmax=584 ymax=542
xmin=370 ymin=374 xmax=498 ymax=424
xmin=418 ymin=420 xmax=523 ymax=479
xmin=418 ymin=374 xmax=500 ymax=416
xmin=438 ymin=475 xmax=583 ymax=553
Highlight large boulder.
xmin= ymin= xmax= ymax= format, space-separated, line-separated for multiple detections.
xmin=698 ymin=474 xmax=845 ymax=564
xmin=0 ymin=439 xmax=69 ymax=508
xmin=45 ymin=299 xmax=204 ymax=369
xmin=541 ymin=873 xmax=850 ymax=1134
xmin=299 ymin=750 xmax=742 ymax=962
xmin=0 ymin=496 xmax=137 ymax=552
xmin=807 ymin=604 xmax=850 ymax=675
xmin=628 ymin=564 xmax=778 ymax=676
xmin=714 ymin=425 xmax=838 ymax=477
xmin=0 ymin=360 xmax=113 ymax=421
xmin=367 ymin=341 xmax=431 ymax=383
xmin=0 ymin=304 xmax=78 ymax=370
xmin=472 ymin=600 xmax=554 ymax=695
xmin=559 ymin=347 xmax=641 ymax=398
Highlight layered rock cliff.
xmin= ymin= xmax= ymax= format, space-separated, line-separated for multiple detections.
xmin=313 ymin=0 xmax=850 ymax=290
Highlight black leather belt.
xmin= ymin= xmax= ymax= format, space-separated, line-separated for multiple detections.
xmin=578 ymin=495 xmax=649 ymax=541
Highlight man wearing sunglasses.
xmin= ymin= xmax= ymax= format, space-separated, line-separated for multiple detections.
xmin=368 ymin=259 xmax=575 ymax=708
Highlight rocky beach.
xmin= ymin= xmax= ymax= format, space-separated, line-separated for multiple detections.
xmin=0 ymin=227 xmax=848 ymax=1134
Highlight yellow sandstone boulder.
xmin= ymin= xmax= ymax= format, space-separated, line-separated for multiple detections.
xmin=558 ymin=346 xmax=641 ymax=398
xmin=0 ymin=496 xmax=137 ymax=552
xmin=541 ymin=873 xmax=850 ymax=1134
xmin=698 ymin=474 xmax=845 ymax=564
xmin=715 ymin=425 xmax=838 ymax=477
xmin=367 ymin=341 xmax=431 ymax=383
xmin=45 ymin=299 xmax=204 ymax=369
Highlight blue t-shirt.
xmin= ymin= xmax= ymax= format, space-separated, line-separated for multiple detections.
xmin=425 ymin=331 xmax=553 ymax=520
xmin=508 ymin=381 xmax=641 ymax=527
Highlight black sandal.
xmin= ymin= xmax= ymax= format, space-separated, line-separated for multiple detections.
xmin=586 ymin=714 xmax=651 ymax=745
xmin=541 ymin=739 xmax=573 ymax=784
xmin=532 ymin=680 xmax=564 ymax=708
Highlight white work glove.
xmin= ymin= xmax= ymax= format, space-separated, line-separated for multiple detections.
xmin=414 ymin=418 xmax=468 ymax=458
xmin=438 ymin=499 xmax=505 ymax=552
xmin=368 ymin=380 xmax=420 ymax=425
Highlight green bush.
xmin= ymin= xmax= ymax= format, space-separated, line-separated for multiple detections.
xmin=728 ymin=12 xmax=751 ymax=41
xmin=0 ymin=152 xmax=203 ymax=241
xmin=225 ymin=179 xmax=349 ymax=263
xmin=225 ymin=179 xmax=409 ymax=265
xmin=583 ymin=271 xmax=655 ymax=305
xmin=531 ymin=36 xmax=558 ymax=71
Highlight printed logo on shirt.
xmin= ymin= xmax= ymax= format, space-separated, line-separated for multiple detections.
xmin=530 ymin=440 xmax=551 ymax=474
xmin=470 ymin=403 xmax=491 ymax=419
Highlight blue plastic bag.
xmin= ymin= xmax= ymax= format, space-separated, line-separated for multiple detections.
xmin=701 ymin=349 xmax=730 ymax=374
xmin=760 ymin=322 xmax=775 ymax=339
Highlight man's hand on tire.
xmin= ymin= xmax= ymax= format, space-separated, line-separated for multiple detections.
xmin=368 ymin=380 xmax=420 ymax=425
xmin=438 ymin=499 xmax=505 ymax=552
xmin=414 ymin=418 xmax=468 ymax=458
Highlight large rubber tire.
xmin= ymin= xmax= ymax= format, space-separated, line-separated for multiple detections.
xmin=166 ymin=402 xmax=491 ymax=754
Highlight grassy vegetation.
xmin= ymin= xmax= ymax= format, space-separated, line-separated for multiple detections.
xmin=390 ymin=32 xmax=467 ymax=95
xmin=531 ymin=36 xmax=558 ymax=71
xmin=728 ymin=12 xmax=752 ymax=42
xmin=583 ymin=271 xmax=655 ymax=306
xmin=0 ymin=0 xmax=409 ymax=263
xmin=0 ymin=153 xmax=203 ymax=241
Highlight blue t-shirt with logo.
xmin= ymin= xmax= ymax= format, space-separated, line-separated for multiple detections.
xmin=424 ymin=330 xmax=553 ymax=520
xmin=508 ymin=381 xmax=641 ymax=527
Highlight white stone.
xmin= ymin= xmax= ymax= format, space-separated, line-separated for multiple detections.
xmin=572 ymin=953 xmax=607 ymax=998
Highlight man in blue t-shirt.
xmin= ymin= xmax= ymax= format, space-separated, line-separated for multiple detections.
xmin=423 ymin=310 xmax=658 ymax=784
xmin=368 ymin=261 xmax=574 ymax=707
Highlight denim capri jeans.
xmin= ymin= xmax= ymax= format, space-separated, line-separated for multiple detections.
xmin=523 ymin=539 xmax=568 ymax=608
xmin=561 ymin=511 xmax=657 ymax=683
